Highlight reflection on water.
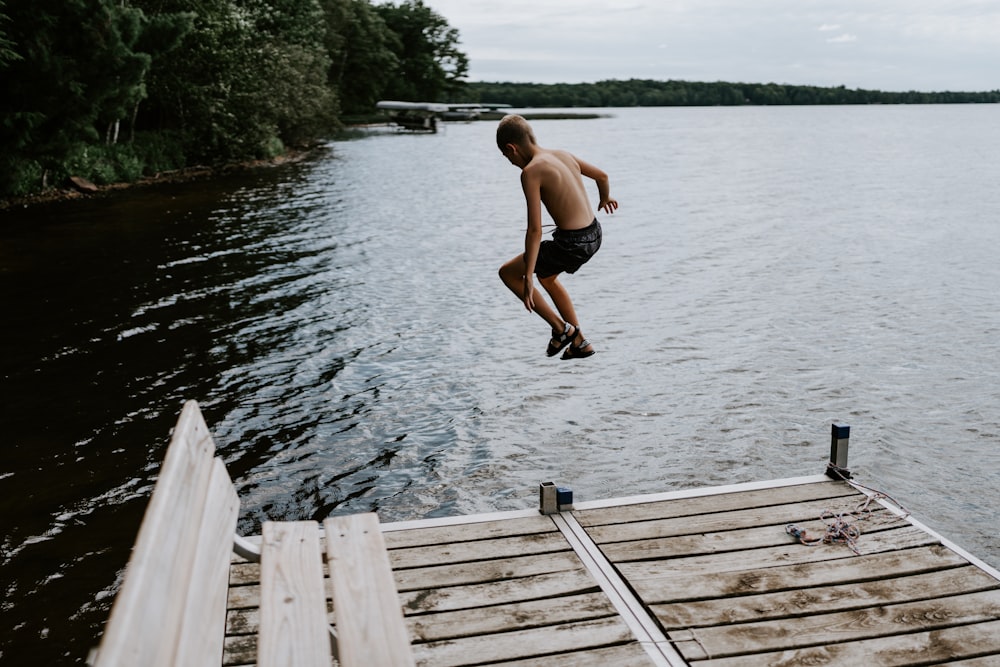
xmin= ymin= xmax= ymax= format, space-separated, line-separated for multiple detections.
xmin=2 ymin=106 xmax=1000 ymax=663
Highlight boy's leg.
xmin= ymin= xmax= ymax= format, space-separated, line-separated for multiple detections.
xmin=538 ymin=274 xmax=593 ymax=352
xmin=498 ymin=255 xmax=564 ymax=332
xmin=537 ymin=274 xmax=578 ymax=329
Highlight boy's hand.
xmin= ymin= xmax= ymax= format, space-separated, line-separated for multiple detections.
xmin=522 ymin=275 xmax=535 ymax=312
xmin=599 ymin=197 xmax=619 ymax=215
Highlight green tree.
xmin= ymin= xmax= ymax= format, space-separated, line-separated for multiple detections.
xmin=93 ymin=5 xmax=152 ymax=146
xmin=132 ymin=0 xmax=337 ymax=163
xmin=324 ymin=0 xmax=398 ymax=115
xmin=0 ymin=0 xmax=152 ymax=194
xmin=130 ymin=0 xmax=246 ymax=160
xmin=243 ymin=0 xmax=339 ymax=147
xmin=374 ymin=0 xmax=467 ymax=102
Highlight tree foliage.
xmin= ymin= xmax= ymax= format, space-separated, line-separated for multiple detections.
xmin=128 ymin=0 xmax=338 ymax=163
xmin=325 ymin=0 xmax=399 ymax=115
xmin=0 ymin=0 xmax=153 ymax=193
xmin=374 ymin=0 xmax=468 ymax=102
xmin=0 ymin=0 xmax=467 ymax=197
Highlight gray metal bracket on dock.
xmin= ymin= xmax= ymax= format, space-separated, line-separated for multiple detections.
xmin=539 ymin=481 xmax=574 ymax=514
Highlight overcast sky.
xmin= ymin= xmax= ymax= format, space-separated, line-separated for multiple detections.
xmin=420 ymin=0 xmax=999 ymax=92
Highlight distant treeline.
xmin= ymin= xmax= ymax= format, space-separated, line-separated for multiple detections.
xmin=464 ymin=79 xmax=1000 ymax=108
xmin=0 ymin=0 xmax=467 ymax=198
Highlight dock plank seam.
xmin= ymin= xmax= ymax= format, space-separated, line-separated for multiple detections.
xmin=550 ymin=512 xmax=688 ymax=667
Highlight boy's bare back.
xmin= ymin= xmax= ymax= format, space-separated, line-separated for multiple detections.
xmin=523 ymin=148 xmax=596 ymax=231
xmin=497 ymin=114 xmax=618 ymax=231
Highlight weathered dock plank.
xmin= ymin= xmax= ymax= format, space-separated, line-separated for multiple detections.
xmin=694 ymin=618 xmax=1000 ymax=666
xmin=382 ymin=515 xmax=557 ymax=549
xmin=625 ymin=543 xmax=968 ymax=603
xmin=942 ymin=658 xmax=1000 ymax=667
xmin=326 ymin=513 xmax=415 ymax=666
xmin=391 ymin=550 xmax=584 ymax=591
xmin=614 ymin=524 xmax=936 ymax=575
xmin=652 ymin=564 xmax=1000 ymax=629
xmin=406 ymin=591 xmax=616 ymax=642
xmin=669 ymin=588 xmax=1000 ymax=660
xmin=388 ymin=531 xmax=570 ymax=569
xmin=93 ymin=401 xmax=238 ymax=667
xmin=397 ymin=567 xmax=600 ymax=613
xmin=258 ymin=521 xmax=331 ymax=667
xmin=410 ymin=616 xmax=637 ymax=667
xmin=598 ymin=510 xmax=909 ymax=562
xmin=583 ymin=494 xmax=893 ymax=543
xmin=479 ymin=643 xmax=656 ymax=667
xmin=574 ymin=480 xmax=857 ymax=527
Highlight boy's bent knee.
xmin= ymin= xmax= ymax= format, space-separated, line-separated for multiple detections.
xmin=499 ymin=264 xmax=520 ymax=288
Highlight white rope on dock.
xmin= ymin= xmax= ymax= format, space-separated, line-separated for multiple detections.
xmin=786 ymin=465 xmax=912 ymax=555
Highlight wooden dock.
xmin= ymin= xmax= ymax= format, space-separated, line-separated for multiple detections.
xmin=222 ymin=477 xmax=1000 ymax=666
xmin=91 ymin=403 xmax=1000 ymax=666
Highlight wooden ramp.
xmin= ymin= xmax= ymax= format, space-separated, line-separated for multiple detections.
xmin=223 ymin=475 xmax=1000 ymax=666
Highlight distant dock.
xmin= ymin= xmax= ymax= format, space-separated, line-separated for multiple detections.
xmin=90 ymin=403 xmax=1000 ymax=666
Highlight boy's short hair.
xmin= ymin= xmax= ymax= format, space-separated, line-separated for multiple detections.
xmin=496 ymin=114 xmax=536 ymax=149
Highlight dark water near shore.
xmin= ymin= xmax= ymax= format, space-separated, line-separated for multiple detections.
xmin=2 ymin=105 xmax=999 ymax=664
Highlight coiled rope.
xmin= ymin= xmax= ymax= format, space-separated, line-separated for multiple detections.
xmin=785 ymin=465 xmax=911 ymax=556
xmin=786 ymin=509 xmax=865 ymax=554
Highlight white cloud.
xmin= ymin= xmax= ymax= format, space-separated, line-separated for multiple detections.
xmin=819 ymin=24 xmax=841 ymax=31
xmin=826 ymin=33 xmax=859 ymax=43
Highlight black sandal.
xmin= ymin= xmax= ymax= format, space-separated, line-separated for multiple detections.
xmin=562 ymin=335 xmax=595 ymax=360
xmin=546 ymin=323 xmax=577 ymax=357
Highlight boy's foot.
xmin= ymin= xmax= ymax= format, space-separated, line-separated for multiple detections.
xmin=546 ymin=323 xmax=577 ymax=357
xmin=562 ymin=333 xmax=595 ymax=360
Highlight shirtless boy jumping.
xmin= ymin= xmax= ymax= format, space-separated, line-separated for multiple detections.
xmin=497 ymin=114 xmax=618 ymax=359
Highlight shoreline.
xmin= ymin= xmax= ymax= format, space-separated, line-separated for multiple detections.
xmin=0 ymin=148 xmax=316 ymax=213
xmin=0 ymin=113 xmax=605 ymax=212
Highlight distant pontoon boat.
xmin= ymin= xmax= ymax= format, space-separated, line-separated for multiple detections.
xmin=376 ymin=100 xmax=512 ymax=131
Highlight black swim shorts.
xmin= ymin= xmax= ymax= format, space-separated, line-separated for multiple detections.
xmin=535 ymin=219 xmax=602 ymax=279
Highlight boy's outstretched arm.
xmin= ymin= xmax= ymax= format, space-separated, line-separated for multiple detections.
xmin=520 ymin=168 xmax=545 ymax=312
xmin=577 ymin=158 xmax=619 ymax=215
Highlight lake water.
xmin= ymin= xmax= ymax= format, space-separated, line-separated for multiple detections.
xmin=2 ymin=104 xmax=999 ymax=664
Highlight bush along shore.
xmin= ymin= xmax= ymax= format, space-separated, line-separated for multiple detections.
xmin=0 ymin=147 xmax=319 ymax=212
